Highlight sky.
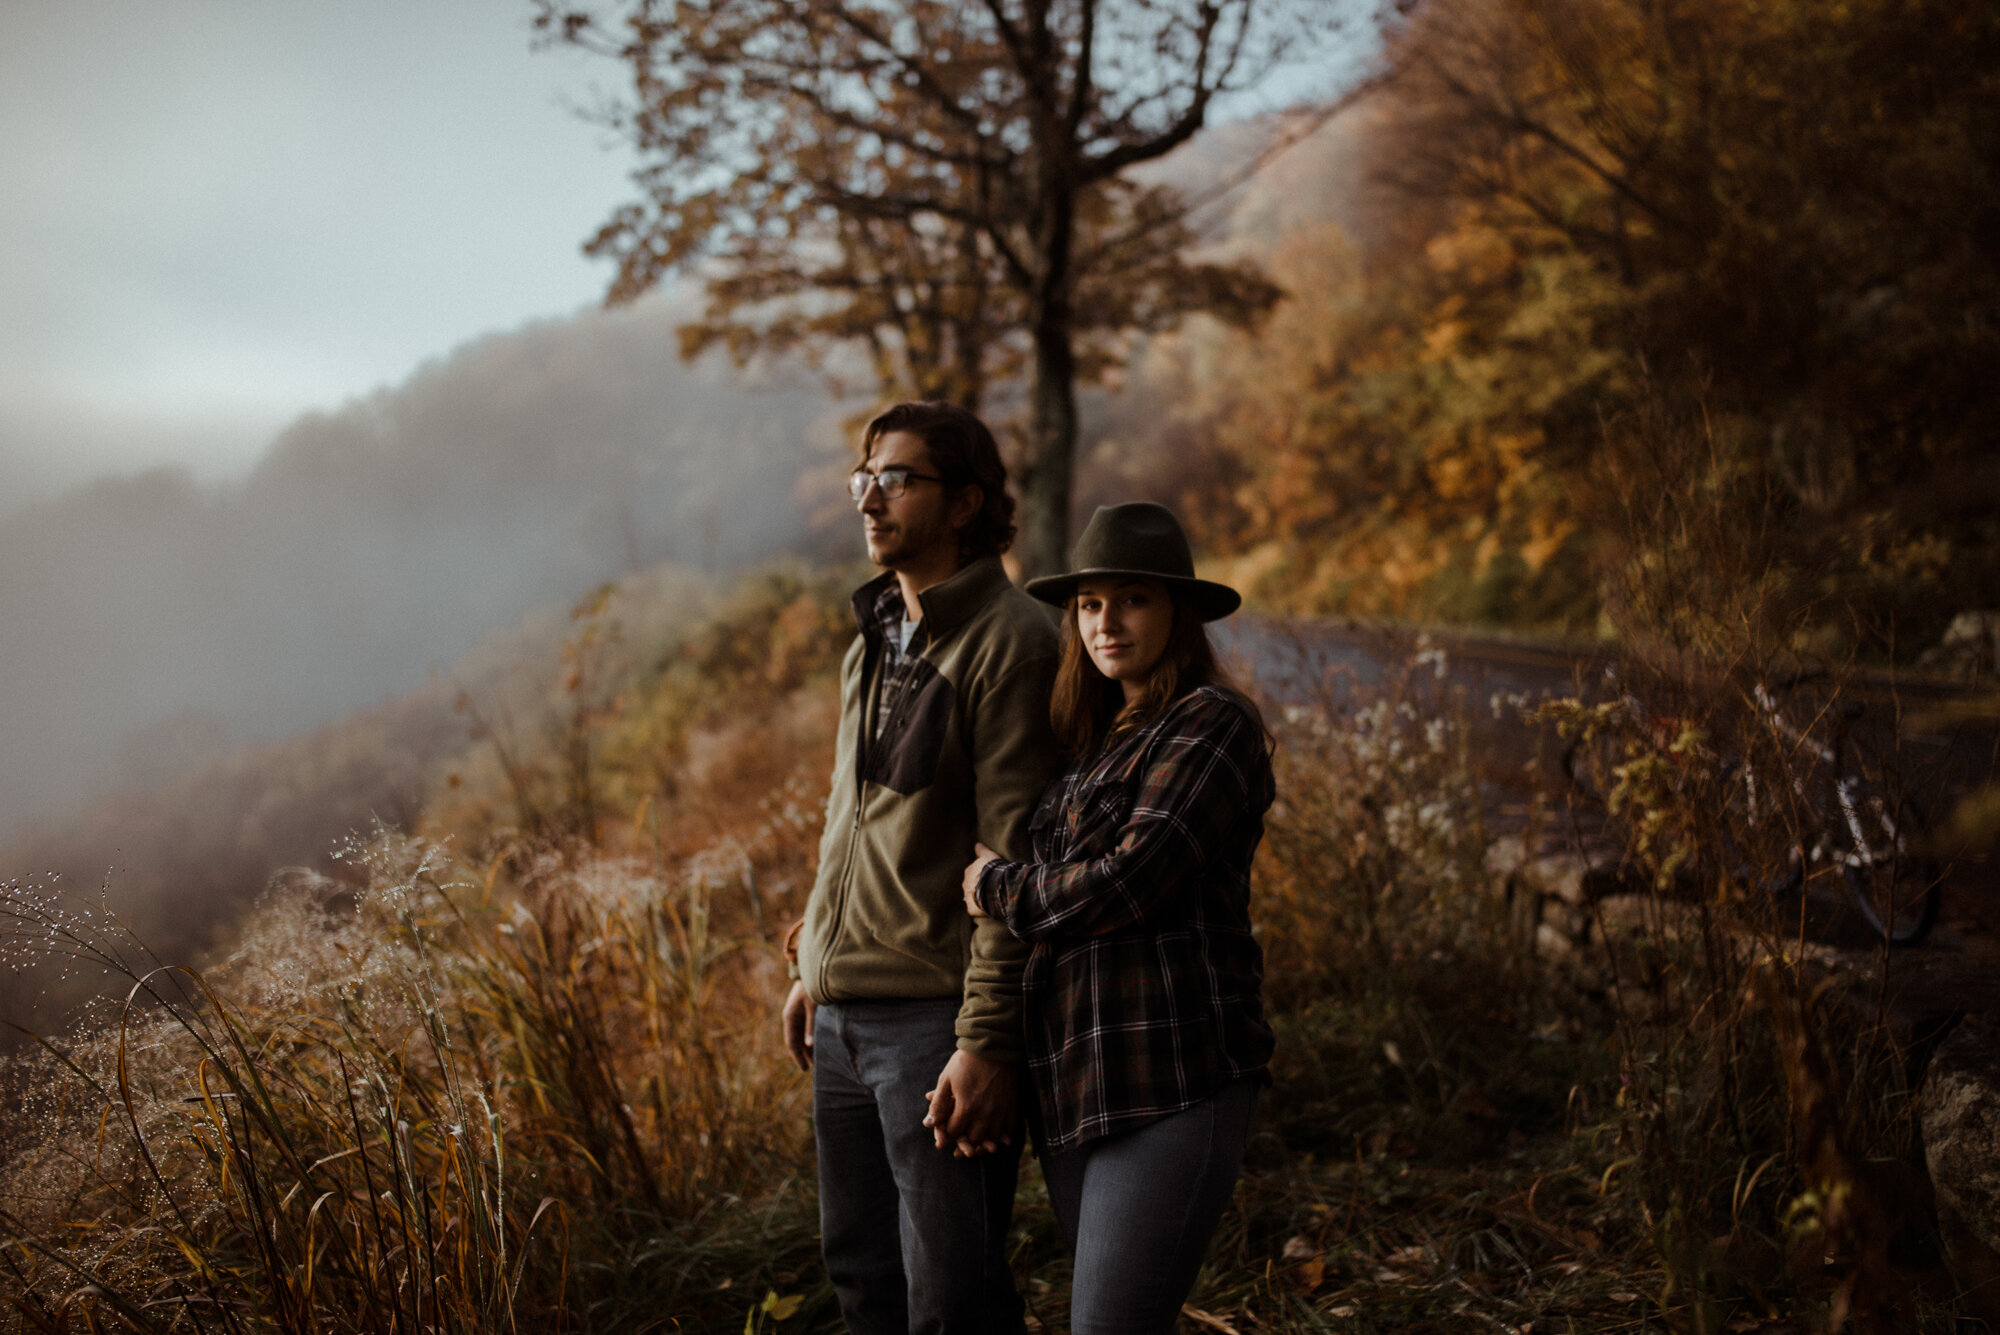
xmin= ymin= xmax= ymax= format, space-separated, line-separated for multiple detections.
xmin=0 ymin=0 xmax=637 ymax=505
xmin=0 ymin=2 xmax=1373 ymax=514
xmin=0 ymin=2 xmax=1374 ymax=849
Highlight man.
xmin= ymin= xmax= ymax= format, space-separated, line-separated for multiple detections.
xmin=782 ymin=402 xmax=1062 ymax=1334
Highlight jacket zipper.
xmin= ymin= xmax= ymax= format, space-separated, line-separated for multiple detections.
xmin=815 ymin=631 xmax=881 ymax=998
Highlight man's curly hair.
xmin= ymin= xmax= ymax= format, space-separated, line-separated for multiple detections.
xmin=860 ymin=402 xmax=1018 ymax=562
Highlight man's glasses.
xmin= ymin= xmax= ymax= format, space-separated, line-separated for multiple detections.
xmin=848 ymin=467 xmax=946 ymax=502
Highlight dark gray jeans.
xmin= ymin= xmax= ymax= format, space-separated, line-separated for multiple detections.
xmin=1038 ymin=1078 xmax=1260 ymax=1335
xmin=812 ymin=998 xmax=1026 ymax=1335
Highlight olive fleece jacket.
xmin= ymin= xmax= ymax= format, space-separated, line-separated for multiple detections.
xmin=796 ymin=555 xmax=1063 ymax=1062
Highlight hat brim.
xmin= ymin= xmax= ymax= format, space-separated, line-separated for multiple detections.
xmin=1024 ymin=567 xmax=1242 ymax=622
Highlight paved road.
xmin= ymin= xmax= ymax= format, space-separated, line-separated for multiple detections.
xmin=1215 ymin=616 xmax=1601 ymax=703
xmin=1218 ymin=613 xmax=1994 ymax=789
xmin=1215 ymin=614 xmax=1998 ymax=945
xmin=1219 ymin=614 xmax=1991 ymax=720
xmin=1215 ymin=616 xmax=1623 ymax=809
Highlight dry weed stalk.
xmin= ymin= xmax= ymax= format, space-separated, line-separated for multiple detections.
xmin=1539 ymin=655 xmax=1947 ymax=1331
xmin=1258 ymin=641 xmax=1502 ymax=1009
xmin=1170 ymin=646 xmax=1662 ymax=1329
xmin=0 ymin=828 xmax=805 ymax=1334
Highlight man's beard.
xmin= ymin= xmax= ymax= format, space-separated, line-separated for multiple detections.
xmin=867 ymin=517 xmax=946 ymax=570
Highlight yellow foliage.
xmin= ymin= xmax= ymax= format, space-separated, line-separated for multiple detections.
xmin=1522 ymin=513 xmax=1579 ymax=574
xmin=1128 ymin=0 xmax=2000 ymax=652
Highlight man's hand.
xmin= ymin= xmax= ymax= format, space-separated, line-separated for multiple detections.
xmin=961 ymin=842 xmax=1001 ymax=918
xmin=923 ymin=1048 xmax=1017 ymax=1157
xmin=780 ymin=981 xmax=816 ymax=1071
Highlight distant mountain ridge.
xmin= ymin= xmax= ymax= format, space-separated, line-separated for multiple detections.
xmin=0 ymin=297 xmax=852 ymax=840
xmin=0 ymin=110 xmax=1366 ymax=844
xmin=0 ymin=112 xmax=1367 ymax=1035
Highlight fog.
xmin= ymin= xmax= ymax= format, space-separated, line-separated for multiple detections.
xmin=0 ymin=110 xmax=1369 ymax=1041
xmin=0 ymin=110 xmax=1378 ymax=850
xmin=0 ymin=107 xmax=1375 ymax=844
xmin=0 ymin=296 xmax=850 ymax=840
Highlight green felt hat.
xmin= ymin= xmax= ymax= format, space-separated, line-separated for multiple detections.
xmin=1025 ymin=502 xmax=1242 ymax=622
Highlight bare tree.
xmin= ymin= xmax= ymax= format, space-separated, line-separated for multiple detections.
xmin=537 ymin=0 xmax=1360 ymax=574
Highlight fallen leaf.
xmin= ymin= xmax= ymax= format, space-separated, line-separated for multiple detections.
xmin=1282 ymin=1234 xmax=1318 ymax=1261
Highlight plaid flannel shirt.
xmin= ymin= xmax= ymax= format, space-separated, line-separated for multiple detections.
xmin=866 ymin=580 xmax=929 ymax=744
xmin=976 ymin=685 xmax=1276 ymax=1153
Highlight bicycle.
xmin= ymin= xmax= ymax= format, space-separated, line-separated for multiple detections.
xmin=1556 ymin=669 xmax=1942 ymax=946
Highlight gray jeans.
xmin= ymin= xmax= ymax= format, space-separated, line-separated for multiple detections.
xmin=1038 ymin=1078 xmax=1260 ymax=1335
xmin=812 ymin=998 xmax=1026 ymax=1335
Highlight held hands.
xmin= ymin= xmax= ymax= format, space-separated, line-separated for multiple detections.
xmin=923 ymin=1048 xmax=1017 ymax=1157
xmin=789 ymin=986 xmax=1017 ymax=1159
xmin=935 ymin=852 xmax=1017 ymax=1156
xmin=960 ymin=842 xmax=1001 ymax=919
xmin=801 ymin=844 xmax=1011 ymax=1155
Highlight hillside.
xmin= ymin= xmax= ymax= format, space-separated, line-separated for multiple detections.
xmin=0 ymin=112 xmax=1374 ymax=1021
xmin=0 ymin=300 xmax=851 ymax=842
xmin=3 ymin=2 xmax=1997 ymax=1326
xmin=7 ymin=552 xmax=1981 ymax=1329
xmin=0 ymin=561 xmax=726 ymax=1037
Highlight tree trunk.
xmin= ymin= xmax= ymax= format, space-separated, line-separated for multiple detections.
xmin=1020 ymin=299 xmax=1079 ymax=579
xmin=1019 ymin=122 xmax=1078 ymax=581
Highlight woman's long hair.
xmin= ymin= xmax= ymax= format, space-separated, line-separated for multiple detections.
xmin=1049 ymin=583 xmax=1264 ymax=758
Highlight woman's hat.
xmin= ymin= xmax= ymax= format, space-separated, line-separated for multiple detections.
xmin=1025 ymin=502 xmax=1242 ymax=622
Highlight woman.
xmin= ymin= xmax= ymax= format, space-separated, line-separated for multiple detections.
xmin=961 ymin=501 xmax=1275 ymax=1334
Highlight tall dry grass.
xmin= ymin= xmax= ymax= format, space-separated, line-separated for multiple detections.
xmin=1536 ymin=661 xmax=1953 ymax=1332
xmin=2 ymin=565 xmax=852 ymax=1334
xmin=1497 ymin=374 xmax=1976 ymax=1330
xmin=1180 ymin=629 xmax=1960 ymax=1332
xmin=1172 ymin=646 xmax=1658 ymax=1330
xmin=0 ymin=821 xmax=825 ymax=1334
xmin=4 ymin=547 xmax=1974 ymax=1332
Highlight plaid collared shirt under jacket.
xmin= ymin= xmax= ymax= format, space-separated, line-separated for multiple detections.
xmin=865 ymin=579 xmax=929 ymax=744
xmin=976 ymin=684 xmax=1276 ymax=1154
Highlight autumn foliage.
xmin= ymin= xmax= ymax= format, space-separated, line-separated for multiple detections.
xmin=1141 ymin=0 xmax=1999 ymax=659
xmin=4 ymin=2 xmax=1996 ymax=1330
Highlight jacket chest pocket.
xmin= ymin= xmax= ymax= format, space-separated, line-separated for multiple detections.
xmin=862 ymin=661 xmax=956 ymax=794
xmin=1062 ymin=781 xmax=1131 ymax=859
xmin=1027 ymin=788 xmax=1063 ymax=860
xmin=1030 ymin=759 xmax=1138 ymax=862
